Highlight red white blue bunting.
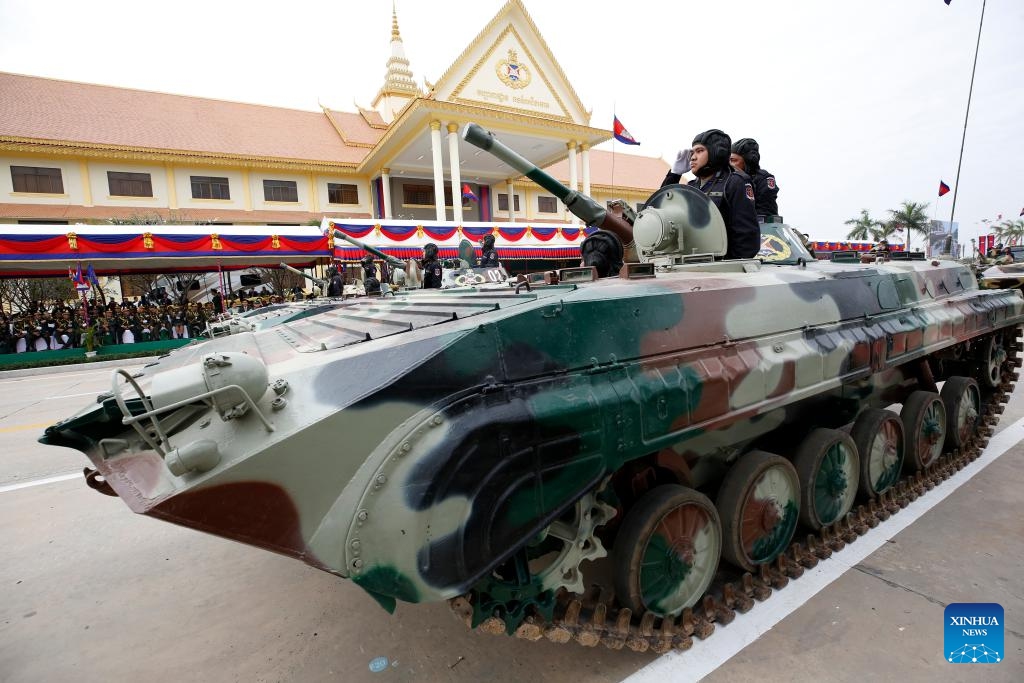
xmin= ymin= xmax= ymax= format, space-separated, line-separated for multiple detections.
xmin=327 ymin=219 xmax=590 ymax=261
xmin=0 ymin=225 xmax=331 ymax=276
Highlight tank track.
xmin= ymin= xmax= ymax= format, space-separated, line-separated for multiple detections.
xmin=448 ymin=335 xmax=1023 ymax=653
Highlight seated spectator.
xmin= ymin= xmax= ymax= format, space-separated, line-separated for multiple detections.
xmin=32 ymin=327 xmax=48 ymax=351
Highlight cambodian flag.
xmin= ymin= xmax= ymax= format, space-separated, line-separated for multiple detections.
xmin=461 ymin=183 xmax=478 ymax=202
xmin=86 ymin=263 xmax=100 ymax=286
xmin=613 ymin=116 xmax=640 ymax=145
xmin=69 ymin=264 xmax=89 ymax=291
xmin=938 ymin=180 xmax=950 ymax=197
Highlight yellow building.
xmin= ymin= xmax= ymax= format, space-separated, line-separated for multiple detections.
xmin=0 ymin=1 xmax=667 ymax=229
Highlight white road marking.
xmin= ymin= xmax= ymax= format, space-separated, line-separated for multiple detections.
xmin=42 ymin=390 xmax=101 ymax=401
xmin=0 ymin=472 xmax=81 ymax=494
xmin=621 ymin=416 xmax=1024 ymax=683
xmin=0 ymin=363 xmax=146 ymax=386
xmin=0 ymin=368 xmax=114 ymax=384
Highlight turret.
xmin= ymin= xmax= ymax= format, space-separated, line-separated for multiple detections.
xmin=462 ymin=123 xmax=730 ymax=272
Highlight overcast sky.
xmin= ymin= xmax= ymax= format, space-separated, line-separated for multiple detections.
xmin=1 ymin=0 xmax=1021 ymax=248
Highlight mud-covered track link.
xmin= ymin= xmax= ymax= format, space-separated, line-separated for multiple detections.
xmin=448 ymin=329 xmax=1022 ymax=653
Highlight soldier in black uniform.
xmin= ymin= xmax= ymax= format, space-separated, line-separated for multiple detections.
xmin=326 ymin=265 xmax=345 ymax=297
xmin=662 ymin=129 xmax=760 ymax=259
xmin=421 ymin=243 xmax=443 ymax=289
xmin=729 ymin=138 xmax=779 ymax=218
xmin=479 ymin=234 xmax=500 ymax=267
xmin=360 ymin=255 xmax=381 ymax=295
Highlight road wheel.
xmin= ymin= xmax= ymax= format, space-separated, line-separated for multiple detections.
xmin=850 ymin=409 xmax=904 ymax=498
xmin=716 ymin=451 xmax=799 ymax=572
xmin=793 ymin=428 xmax=860 ymax=530
xmin=612 ymin=485 xmax=721 ymax=617
xmin=940 ymin=376 xmax=980 ymax=451
xmin=975 ymin=333 xmax=1007 ymax=391
xmin=901 ymin=391 xmax=946 ymax=472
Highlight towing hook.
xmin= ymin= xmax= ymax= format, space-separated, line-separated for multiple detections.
xmin=83 ymin=467 xmax=117 ymax=497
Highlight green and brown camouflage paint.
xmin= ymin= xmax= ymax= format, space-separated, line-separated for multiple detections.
xmin=40 ymin=256 xmax=1024 ymax=610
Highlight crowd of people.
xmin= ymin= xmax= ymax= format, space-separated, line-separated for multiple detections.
xmin=1 ymin=256 xmax=457 ymax=357
xmin=0 ymin=288 xmax=289 ymax=355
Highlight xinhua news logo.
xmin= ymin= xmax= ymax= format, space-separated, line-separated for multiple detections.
xmin=944 ymin=603 xmax=1003 ymax=664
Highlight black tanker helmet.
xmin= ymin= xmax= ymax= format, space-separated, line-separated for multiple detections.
xmin=731 ymin=138 xmax=761 ymax=174
xmin=692 ymin=129 xmax=732 ymax=177
xmin=580 ymin=230 xmax=624 ymax=278
xmin=423 ymin=242 xmax=438 ymax=260
xmin=482 ymin=234 xmax=495 ymax=249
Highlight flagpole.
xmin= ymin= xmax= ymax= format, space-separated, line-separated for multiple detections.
xmin=611 ymin=138 xmax=616 ymax=193
xmin=949 ymin=0 xmax=986 ymax=229
xmin=217 ymin=260 xmax=225 ymax=313
xmin=611 ymin=102 xmax=617 ymax=193
xmin=77 ymin=262 xmax=90 ymax=326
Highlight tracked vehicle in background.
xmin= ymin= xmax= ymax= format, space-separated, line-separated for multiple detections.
xmin=979 ymin=259 xmax=1024 ymax=291
xmin=41 ymin=124 xmax=1024 ymax=653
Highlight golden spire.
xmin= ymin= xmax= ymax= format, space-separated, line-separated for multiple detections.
xmin=373 ymin=0 xmax=418 ymax=108
xmin=391 ymin=2 xmax=401 ymax=41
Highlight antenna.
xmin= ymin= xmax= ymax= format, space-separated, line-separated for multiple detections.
xmin=949 ymin=0 xmax=987 ymax=229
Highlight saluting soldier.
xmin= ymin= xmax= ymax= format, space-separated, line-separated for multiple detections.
xmin=663 ymin=129 xmax=760 ymax=260
xmin=480 ymin=234 xmax=500 ymax=267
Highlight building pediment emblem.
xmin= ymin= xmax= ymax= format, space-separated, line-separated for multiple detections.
xmin=496 ymin=49 xmax=531 ymax=89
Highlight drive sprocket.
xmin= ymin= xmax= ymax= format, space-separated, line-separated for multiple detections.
xmin=470 ymin=487 xmax=616 ymax=632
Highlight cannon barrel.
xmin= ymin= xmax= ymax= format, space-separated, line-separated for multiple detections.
xmin=278 ymin=262 xmax=326 ymax=287
xmin=331 ymin=230 xmax=407 ymax=270
xmin=462 ymin=123 xmax=635 ymax=257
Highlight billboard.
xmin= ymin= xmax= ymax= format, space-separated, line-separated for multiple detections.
xmin=928 ymin=220 xmax=959 ymax=258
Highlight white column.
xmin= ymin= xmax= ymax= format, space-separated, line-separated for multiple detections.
xmin=567 ymin=141 xmax=579 ymax=224
xmin=581 ymin=143 xmax=591 ymax=197
xmin=79 ymin=160 xmax=93 ymax=206
xmin=380 ymin=168 xmax=392 ymax=219
xmin=309 ymin=172 xmax=319 ymax=213
xmin=429 ymin=120 xmax=446 ymax=221
xmin=447 ymin=123 xmax=463 ymax=224
xmin=506 ymin=179 xmax=515 ymax=221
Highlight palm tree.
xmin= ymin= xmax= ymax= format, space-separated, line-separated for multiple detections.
xmin=886 ymin=201 xmax=930 ymax=249
xmin=844 ymin=209 xmax=885 ymax=241
xmin=995 ymin=218 xmax=1024 ymax=246
xmin=870 ymin=224 xmax=894 ymax=242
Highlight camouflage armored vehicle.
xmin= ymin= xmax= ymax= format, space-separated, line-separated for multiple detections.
xmin=41 ymin=124 xmax=1024 ymax=653
xmin=979 ymin=259 xmax=1024 ymax=291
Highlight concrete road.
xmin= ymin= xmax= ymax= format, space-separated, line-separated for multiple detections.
xmin=0 ymin=364 xmax=653 ymax=683
xmin=1 ymin=363 xmax=1022 ymax=682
